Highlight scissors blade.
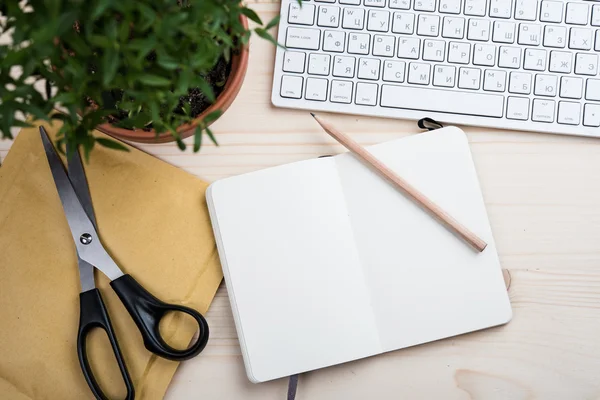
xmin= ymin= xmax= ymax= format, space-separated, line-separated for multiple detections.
xmin=40 ymin=127 xmax=124 ymax=281
xmin=78 ymin=257 xmax=96 ymax=292
xmin=67 ymin=145 xmax=97 ymax=228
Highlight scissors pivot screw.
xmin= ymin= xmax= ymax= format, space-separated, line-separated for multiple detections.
xmin=80 ymin=233 xmax=93 ymax=245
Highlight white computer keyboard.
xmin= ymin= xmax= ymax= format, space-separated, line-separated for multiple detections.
xmin=271 ymin=0 xmax=600 ymax=137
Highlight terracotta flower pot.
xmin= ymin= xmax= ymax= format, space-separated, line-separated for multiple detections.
xmin=96 ymin=17 xmax=249 ymax=144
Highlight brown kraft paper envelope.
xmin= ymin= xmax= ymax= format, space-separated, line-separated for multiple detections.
xmin=0 ymin=121 xmax=223 ymax=399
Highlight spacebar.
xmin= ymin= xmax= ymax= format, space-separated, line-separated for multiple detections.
xmin=380 ymin=85 xmax=504 ymax=118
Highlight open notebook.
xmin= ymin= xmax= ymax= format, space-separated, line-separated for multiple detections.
xmin=207 ymin=127 xmax=512 ymax=383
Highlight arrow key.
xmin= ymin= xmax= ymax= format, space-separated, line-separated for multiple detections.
xmin=282 ymin=51 xmax=306 ymax=73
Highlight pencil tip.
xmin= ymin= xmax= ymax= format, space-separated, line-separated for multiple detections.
xmin=310 ymin=112 xmax=316 ymax=118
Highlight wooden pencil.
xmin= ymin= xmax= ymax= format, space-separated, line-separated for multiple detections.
xmin=311 ymin=113 xmax=487 ymax=253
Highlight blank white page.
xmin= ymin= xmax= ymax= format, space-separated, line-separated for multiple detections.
xmin=207 ymin=158 xmax=381 ymax=383
xmin=207 ymin=127 xmax=511 ymax=383
xmin=335 ymin=127 xmax=511 ymax=352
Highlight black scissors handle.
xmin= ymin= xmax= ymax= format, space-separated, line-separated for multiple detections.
xmin=77 ymin=289 xmax=135 ymax=400
xmin=110 ymin=274 xmax=209 ymax=361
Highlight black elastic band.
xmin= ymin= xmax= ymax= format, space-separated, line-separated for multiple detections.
xmin=287 ymin=374 xmax=299 ymax=400
xmin=417 ymin=117 xmax=444 ymax=131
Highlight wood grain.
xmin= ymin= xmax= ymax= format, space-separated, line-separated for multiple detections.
xmin=2 ymin=2 xmax=600 ymax=399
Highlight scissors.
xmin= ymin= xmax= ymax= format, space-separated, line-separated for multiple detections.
xmin=39 ymin=127 xmax=209 ymax=400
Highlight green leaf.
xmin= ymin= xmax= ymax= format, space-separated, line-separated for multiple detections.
xmin=53 ymin=92 xmax=78 ymax=104
xmin=176 ymin=68 xmax=192 ymax=95
xmin=91 ymin=0 xmax=112 ymax=20
xmin=102 ymin=47 xmax=119 ymax=86
xmin=240 ymin=7 xmax=263 ymax=25
xmin=265 ymin=15 xmax=280 ymax=30
xmin=96 ymin=137 xmax=130 ymax=152
xmin=193 ymin=126 xmax=202 ymax=152
xmin=128 ymin=37 xmax=157 ymax=59
xmin=205 ymin=128 xmax=218 ymax=146
xmin=88 ymin=35 xmax=111 ymax=48
xmin=138 ymin=74 xmax=171 ymax=87
xmin=203 ymin=110 xmax=222 ymax=125
xmin=255 ymin=28 xmax=281 ymax=47
xmin=196 ymin=78 xmax=215 ymax=103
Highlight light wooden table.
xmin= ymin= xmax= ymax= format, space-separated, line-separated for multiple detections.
xmin=3 ymin=2 xmax=600 ymax=399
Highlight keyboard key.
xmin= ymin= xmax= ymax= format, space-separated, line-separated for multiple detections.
xmin=596 ymin=31 xmax=600 ymax=51
xmin=509 ymin=71 xmax=532 ymax=94
xmin=397 ymin=37 xmax=421 ymax=58
xmin=534 ymin=74 xmax=558 ymax=97
xmin=364 ymin=0 xmax=387 ymax=7
xmin=373 ymin=35 xmax=396 ymax=56
xmin=583 ymin=104 xmax=600 ymax=127
xmin=330 ymin=80 xmax=353 ymax=104
xmin=348 ymin=32 xmax=371 ymax=54
xmin=308 ymin=53 xmax=331 ymax=75
xmin=442 ymin=16 xmax=466 ymax=38
xmin=557 ymin=101 xmax=580 ymax=125
xmin=483 ymin=69 xmax=507 ymax=92
xmin=549 ymin=51 xmax=572 ymax=73
xmin=315 ymin=0 xmax=336 ymax=3
xmin=389 ymin=0 xmax=411 ymax=9
xmin=340 ymin=0 xmax=361 ymax=4
xmin=367 ymin=9 xmax=391 ymax=31
xmin=489 ymin=0 xmax=512 ymax=19
xmin=439 ymin=0 xmax=461 ymax=14
xmin=333 ymin=55 xmax=356 ymax=77
xmin=392 ymin=12 xmax=415 ymax=34
xmin=586 ymin=79 xmax=600 ymax=101
xmin=514 ymin=0 xmax=537 ymax=21
xmin=355 ymin=82 xmax=379 ymax=105
xmin=506 ymin=96 xmax=530 ymax=120
xmin=575 ymin=53 xmax=599 ymax=76
xmin=423 ymin=39 xmax=446 ymax=61
xmin=323 ymin=30 xmax=346 ymax=52
xmin=408 ymin=62 xmax=431 ymax=84
xmin=473 ymin=43 xmax=497 ymax=66
xmin=417 ymin=14 xmax=440 ymax=36
xmin=383 ymin=60 xmax=406 ymax=82
xmin=288 ymin=3 xmax=315 ymax=25
xmin=282 ymin=51 xmax=306 ymax=73
xmin=380 ymin=85 xmax=505 ymax=117
xmin=498 ymin=46 xmax=521 ymax=68
xmin=358 ymin=57 xmax=381 ymax=80
xmin=305 ymin=77 xmax=328 ymax=101
xmin=565 ymin=2 xmax=588 ymax=26
xmin=593 ymin=5 xmax=600 ymax=27
xmin=523 ymin=49 xmax=547 ymax=71
xmin=559 ymin=76 xmax=583 ymax=99
xmin=540 ymin=1 xmax=563 ymax=23
xmin=318 ymin=5 xmax=341 ymax=27
xmin=458 ymin=67 xmax=481 ymax=89
xmin=414 ymin=0 xmax=436 ymax=12
xmin=492 ymin=21 xmax=516 ymax=43
xmin=286 ymin=27 xmax=321 ymax=50
xmin=280 ymin=75 xmax=303 ymax=98
xmin=464 ymin=0 xmax=487 ymax=16
xmin=467 ymin=18 xmax=491 ymax=41
xmin=543 ymin=26 xmax=567 ymax=48
xmin=342 ymin=7 xmax=366 ymax=29
xmin=517 ymin=23 xmax=541 ymax=46
xmin=569 ymin=28 xmax=592 ymax=50
xmin=433 ymin=65 xmax=456 ymax=87
xmin=448 ymin=41 xmax=471 ymax=64
xmin=532 ymin=99 xmax=556 ymax=123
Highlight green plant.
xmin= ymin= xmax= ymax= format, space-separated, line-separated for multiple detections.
xmin=0 ymin=0 xmax=278 ymax=156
